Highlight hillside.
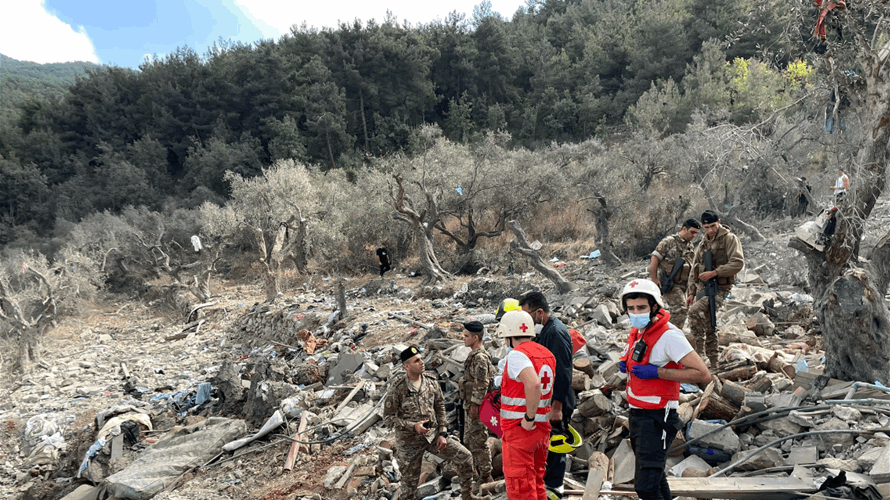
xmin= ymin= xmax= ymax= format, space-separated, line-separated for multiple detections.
xmin=0 ymin=54 xmax=98 ymax=116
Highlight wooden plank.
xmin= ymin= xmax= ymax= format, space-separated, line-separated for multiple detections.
xmin=334 ymin=456 xmax=361 ymax=489
xmin=284 ymin=412 xmax=310 ymax=471
xmin=581 ymin=452 xmax=609 ymax=500
xmin=666 ymin=476 xmax=816 ymax=500
xmin=335 ymin=382 xmax=366 ymax=414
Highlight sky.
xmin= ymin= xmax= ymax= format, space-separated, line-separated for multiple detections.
xmin=0 ymin=0 xmax=528 ymax=69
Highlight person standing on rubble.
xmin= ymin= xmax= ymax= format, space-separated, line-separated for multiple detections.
xmin=685 ymin=210 xmax=744 ymax=369
xmin=459 ymin=321 xmax=495 ymax=485
xmin=383 ymin=345 xmax=488 ymax=500
xmin=497 ymin=310 xmax=555 ymax=500
xmin=618 ymin=279 xmax=711 ymax=500
xmin=519 ymin=291 xmax=573 ymax=500
xmin=376 ymin=243 xmax=392 ymax=278
xmin=830 ymin=168 xmax=850 ymax=203
xmin=649 ymin=218 xmax=700 ymax=330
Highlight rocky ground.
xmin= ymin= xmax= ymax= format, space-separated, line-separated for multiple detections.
xmin=3 ymin=209 xmax=890 ymax=500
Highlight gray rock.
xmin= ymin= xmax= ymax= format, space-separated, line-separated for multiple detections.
xmin=730 ymin=447 xmax=784 ymax=470
xmin=757 ymin=418 xmax=802 ymax=438
xmin=831 ymin=405 xmax=862 ymax=421
xmin=688 ymin=420 xmax=741 ymax=453
xmin=814 ymin=417 xmax=854 ymax=450
xmin=856 ymin=446 xmax=884 ymax=470
xmin=669 ymin=454 xmax=712 ymax=477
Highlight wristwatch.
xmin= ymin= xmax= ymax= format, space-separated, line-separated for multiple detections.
xmin=524 ymin=413 xmax=535 ymax=422
xmin=438 ymin=431 xmax=448 ymax=438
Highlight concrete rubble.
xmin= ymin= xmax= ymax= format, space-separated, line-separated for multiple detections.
xmin=3 ymin=227 xmax=890 ymax=500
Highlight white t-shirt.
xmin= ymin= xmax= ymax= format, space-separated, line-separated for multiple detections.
xmin=646 ymin=326 xmax=694 ymax=368
xmin=628 ymin=325 xmax=694 ymax=410
xmin=835 ymin=174 xmax=848 ymax=194
xmin=504 ymin=349 xmax=533 ymax=381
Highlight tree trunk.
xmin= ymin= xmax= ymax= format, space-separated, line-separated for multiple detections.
xmin=588 ymin=194 xmax=622 ymax=265
xmin=414 ymin=218 xmax=450 ymax=285
xmin=508 ymin=220 xmax=578 ymax=294
xmin=786 ymin=38 xmax=890 ymax=383
xmin=245 ymin=224 xmax=280 ymax=303
xmin=390 ymin=174 xmax=452 ymax=286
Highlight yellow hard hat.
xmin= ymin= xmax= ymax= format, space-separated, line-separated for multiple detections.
xmin=496 ymin=298 xmax=521 ymax=321
xmin=549 ymin=424 xmax=582 ymax=454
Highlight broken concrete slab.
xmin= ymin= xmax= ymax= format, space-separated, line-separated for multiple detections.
xmin=687 ymin=420 xmax=741 ymax=453
xmin=757 ymin=417 xmax=802 ymax=438
xmin=787 ymin=445 xmax=819 ymax=465
xmin=669 ymin=454 xmax=712 ymax=477
xmin=327 ymin=353 xmax=364 ymax=385
xmin=730 ymin=446 xmax=784 ymax=470
xmin=869 ymin=445 xmax=890 ymax=475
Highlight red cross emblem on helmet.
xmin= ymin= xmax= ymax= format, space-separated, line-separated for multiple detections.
xmin=629 ymin=281 xmax=639 ymax=288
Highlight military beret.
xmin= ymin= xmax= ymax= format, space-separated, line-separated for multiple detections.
xmin=400 ymin=345 xmax=421 ymax=363
xmin=701 ymin=210 xmax=720 ymax=224
xmin=462 ymin=321 xmax=484 ymax=333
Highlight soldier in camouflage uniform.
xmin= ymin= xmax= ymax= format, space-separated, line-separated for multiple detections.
xmin=459 ymin=321 xmax=495 ymax=484
xmin=649 ymin=219 xmax=700 ymax=330
xmin=685 ymin=211 xmax=744 ymax=368
xmin=383 ymin=346 xmax=488 ymax=500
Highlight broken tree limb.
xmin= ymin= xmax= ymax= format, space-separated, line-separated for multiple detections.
xmin=507 ymin=220 xmax=578 ymax=294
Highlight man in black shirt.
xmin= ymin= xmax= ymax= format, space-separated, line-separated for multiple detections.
xmin=376 ymin=244 xmax=392 ymax=278
xmin=519 ymin=291 xmax=574 ymax=500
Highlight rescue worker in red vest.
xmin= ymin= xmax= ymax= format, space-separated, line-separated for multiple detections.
xmin=619 ymin=279 xmax=711 ymax=500
xmin=496 ymin=310 xmax=556 ymax=500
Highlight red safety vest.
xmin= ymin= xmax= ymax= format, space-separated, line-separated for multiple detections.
xmin=500 ymin=341 xmax=555 ymax=430
xmin=622 ymin=311 xmax=682 ymax=409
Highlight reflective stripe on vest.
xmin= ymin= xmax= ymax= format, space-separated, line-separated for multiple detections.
xmin=623 ymin=311 xmax=682 ymax=410
xmin=500 ymin=342 xmax=555 ymax=424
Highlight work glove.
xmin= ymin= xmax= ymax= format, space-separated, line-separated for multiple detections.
xmin=631 ymin=364 xmax=659 ymax=379
xmin=618 ymin=360 xmax=627 ymax=373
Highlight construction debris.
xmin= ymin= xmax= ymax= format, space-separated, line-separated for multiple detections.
xmin=6 ymin=229 xmax=890 ymax=500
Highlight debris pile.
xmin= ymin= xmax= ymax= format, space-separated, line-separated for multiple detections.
xmin=3 ymin=231 xmax=890 ymax=500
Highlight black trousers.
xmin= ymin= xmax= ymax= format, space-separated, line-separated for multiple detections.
xmin=629 ymin=408 xmax=681 ymax=500
xmin=379 ymin=260 xmax=391 ymax=277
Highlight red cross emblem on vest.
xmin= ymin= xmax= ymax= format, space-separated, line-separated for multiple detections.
xmin=539 ymin=365 xmax=554 ymax=395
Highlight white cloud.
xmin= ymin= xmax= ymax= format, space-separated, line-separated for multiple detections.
xmin=235 ymin=0 xmax=525 ymax=36
xmin=0 ymin=0 xmax=99 ymax=64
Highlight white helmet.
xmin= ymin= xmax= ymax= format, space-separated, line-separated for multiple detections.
xmin=496 ymin=310 xmax=537 ymax=338
xmin=618 ymin=279 xmax=664 ymax=311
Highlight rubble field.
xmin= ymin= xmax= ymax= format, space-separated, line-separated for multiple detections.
xmin=4 ymin=216 xmax=890 ymax=500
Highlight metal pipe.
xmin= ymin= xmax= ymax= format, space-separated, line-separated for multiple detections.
xmin=709 ymin=429 xmax=884 ymax=477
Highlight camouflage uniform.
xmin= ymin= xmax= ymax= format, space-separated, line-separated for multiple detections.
xmin=384 ymin=372 xmax=475 ymax=499
xmin=686 ymin=225 xmax=744 ymax=367
xmin=460 ymin=347 xmax=495 ymax=480
xmin=651 ymin=233 xmax=696 ymax=329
